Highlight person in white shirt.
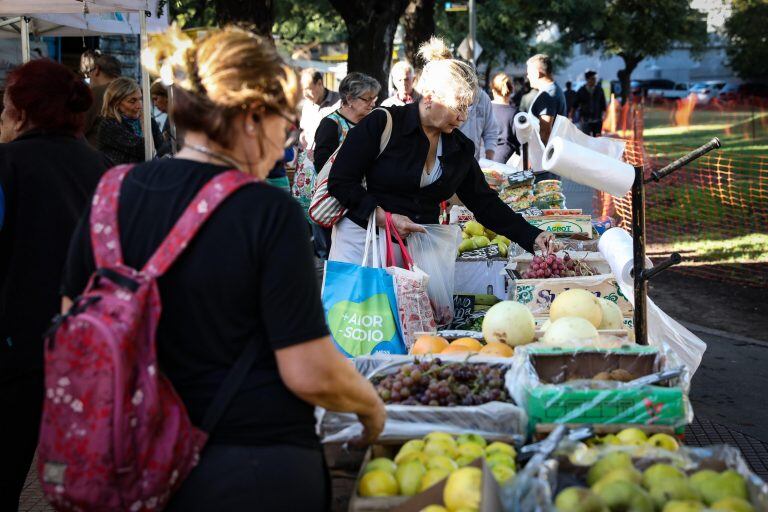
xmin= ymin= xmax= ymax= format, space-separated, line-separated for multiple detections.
xmin=458 ymin=87 xmax=500 ymax=161
xmin=382 ymin=61 xmax=420 ymax=107
xmin=298 ymin=69 xmax=341 ymax=154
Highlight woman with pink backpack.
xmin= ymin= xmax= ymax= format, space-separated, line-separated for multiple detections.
xmin=53 ymin=26 xmax=384 ymax=511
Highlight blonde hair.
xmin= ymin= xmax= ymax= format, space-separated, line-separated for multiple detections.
xmin=101 ymin=77 xmax=140 ymax=122
xmin=415 ymin=37 xmax=476 ymax=109
xmin=491 ymin=72 xmax=513 ymax=98
xmin=142 ymin=24 xmax=299 ymax=148
xmin=391 ymin=60 xmax=413 ymax=80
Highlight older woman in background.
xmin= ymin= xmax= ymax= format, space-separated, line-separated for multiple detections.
xmin=312 ymin=72 xmax=381 ymax=259
xmin=96 ymin=77 xmax=162 ymax=164
xmin=0 ymin=58 xmax=108 ymax=511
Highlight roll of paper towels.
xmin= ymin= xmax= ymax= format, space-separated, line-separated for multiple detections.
xmin=513 ymin=112 xmax=538 ymax=140
xmin=598 ymin=227 xmax=653 ymax=284
xmin=542 ymin=136 xmax=635 ymax=196
xmin=513 ymin=112 xmax=545 ymax=173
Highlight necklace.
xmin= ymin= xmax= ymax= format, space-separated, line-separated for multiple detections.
xmin=186 ymin=143 xmax=243 ymax=171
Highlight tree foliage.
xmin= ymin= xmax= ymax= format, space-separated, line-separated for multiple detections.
xmin=554 ymin=0 xmax=707 ymax=102
xmin=403 ymin=0 xmax=436 ymax=70
xmin=273 ymin=0 xmax=345 ymax=45
xmin=724 ymin=0 xmax=768 ymax=80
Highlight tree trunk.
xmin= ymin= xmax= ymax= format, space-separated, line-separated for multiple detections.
xmin=213 ymin=0 xmax=275 ymax=39
xmin=617 ymin=53 xmax=642 ymax=105
xmin=330 ymin=0 xmax=411 ymax=102
xmin=403 ymin=0 xmax=436 ymax=70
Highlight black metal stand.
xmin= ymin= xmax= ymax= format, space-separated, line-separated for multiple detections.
xmin=630 ymin=137 xmax=721 ymax=345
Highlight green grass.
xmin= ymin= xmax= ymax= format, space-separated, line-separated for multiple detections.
xmin=643 ymin=107 xmax=768 ymax=161
xmin=650 ymin=233 xmax=768 ymax=265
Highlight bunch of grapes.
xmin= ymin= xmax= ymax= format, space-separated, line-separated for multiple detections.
xmin=521 ymin=253 xmax=595 ymax=279
xmin=373 ymin=359 xmax=509 ymax=407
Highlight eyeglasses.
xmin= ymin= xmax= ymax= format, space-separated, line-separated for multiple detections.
xmin=274 ymin=110 xmax=300 ymax=148
xmin=355 ymin=95 xmax=378 ymax=105
xmin=444 ymin=102 xmax=470 ymax=117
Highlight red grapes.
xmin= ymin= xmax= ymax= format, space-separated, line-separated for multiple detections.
xmin=373 ymin=359 xmax=509 ymax=406
xmin=521 ymin=253 xmax=595 ymax=279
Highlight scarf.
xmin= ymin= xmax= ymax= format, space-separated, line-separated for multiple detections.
xmin=121 ymin=114 xmax=143 ymax=138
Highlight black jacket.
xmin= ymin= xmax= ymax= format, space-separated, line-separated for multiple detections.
xmin=0 ymin=131 xmax=108 ymax=373
xmin=96 ymin=116 xmax=163 ymax=166
xmin=327 ymin=102 xmax=542 ymax=253
xmin=574 ymin=86 xmax=607 ymax=122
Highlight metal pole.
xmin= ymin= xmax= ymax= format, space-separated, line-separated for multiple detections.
xmin=167 ymin=86 xmax=178 ymax=154
xmin=139 ymin=11 xmax=154 ymax=161
xmin=468 ymin=0 xmax=476 ymax=67
xmin=631 ymin=165 xmax=648 ymax=346
xmin=20 ymin=16 xmax=30 ymax=63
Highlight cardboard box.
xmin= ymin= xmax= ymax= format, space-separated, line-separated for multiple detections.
xmin=525 ymin=215 xmax=593 ymax=238
xmin=349 ymin=441 xmax=507 ymax=512
xmin=522 ymin=346 xmax=687 ymax=434
xmin=511 ymin=273 xmax=634 ymax=316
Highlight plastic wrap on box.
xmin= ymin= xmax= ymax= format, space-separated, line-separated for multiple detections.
xmin=507 ymin=343 xmax=692 ymax=433
xmin=317 ymin=355 xmax=528 ymax=444
xmin=550 ymin=443 xmax=768 ymax=510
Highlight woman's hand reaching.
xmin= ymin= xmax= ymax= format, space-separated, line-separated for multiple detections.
xmin=535 ymin=231 xmax=558 ymax=254
xmin=375 ymin=208 xmax=426 ymax=238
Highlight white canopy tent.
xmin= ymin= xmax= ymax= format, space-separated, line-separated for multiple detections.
xmin=0 ymin=0 xmax=169 ymax=159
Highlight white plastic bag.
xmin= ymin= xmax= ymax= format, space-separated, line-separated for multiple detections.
xmin=407 ymin=224 xmax=462 ymax=326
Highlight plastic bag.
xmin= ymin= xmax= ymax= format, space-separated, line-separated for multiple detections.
xmin=407 ymin=224 xmax=462 ymax=326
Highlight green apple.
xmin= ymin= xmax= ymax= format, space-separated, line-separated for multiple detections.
xmin=471 ymin=235 xmax=491 ymax=249
xmin=616 ymin=427 xmax=649 ymax=445
xmin=464 ymin=220 xmax=486 ymax=237
xmin=485 ymin=452 xmax=516 ymax=470
xmin=662 ymin=500 xmax=705 ymax=512
xmin=709 ymin=496 xmax=755 ymax=512
xmin=591 ymin=466 xmax=642 ymax=490
xmin=594 ymin=481 xmax=654 ymax=512
xmin=647 ymin=433 xmax=680 ymax=451
xmin=485 ymin=441 xmax=516 ymax=458
xmin=689 ymin=469 xmax=718 ymax=496
xmin=555 ymin=487 xmax=608 ymax=512
xmin=648 ymin=479 xmax=700 ymax=509
xmin=701 ymin=470 xmax=748 ymax=505
xmin=587 ymin=452 xmax=633 ymax=486
xmin=642 ymin=463 xmax=686 ymax=489
xmin=426 ymin=455 xmax=458 ymax=472
xmin=395 ymin=460 xmax=427 ymax=496
xmin=364 ymin=457 xmax=397 ymax=474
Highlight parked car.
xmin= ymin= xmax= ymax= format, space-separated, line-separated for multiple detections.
xmin=690 ymin=81 xmax=726 ymax=105
xmin=718 ymin=82 xmax=768 ymax=102
xmin=647 ymin=82 xmax=692 ymax=101
xmin=631 ymin=79 xmax=675 ymax=97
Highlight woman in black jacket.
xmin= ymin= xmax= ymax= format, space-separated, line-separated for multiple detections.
xmin=96 ymin=77 xmax=162 ymax=164
xmin=327 ymin=37 xmax=555 ymax=263
xmin=0 ymin=58 xmax=109 ymax=511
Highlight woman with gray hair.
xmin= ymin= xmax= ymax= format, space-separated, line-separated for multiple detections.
xmin=311 ymin=72 xmax=380 ymax=258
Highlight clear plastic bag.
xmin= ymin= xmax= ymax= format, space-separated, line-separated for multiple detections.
xmin=407 ymin=224 xmax=462 ymax=326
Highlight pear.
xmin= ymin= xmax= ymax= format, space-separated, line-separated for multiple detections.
xmin=593 ymin=480 xmax=654 ymax=512
xmin=662 ymin=500 xmax=705 ymax=512
xmin=591 ymin=466 xmax=642 ymax=490
xmin=458 ymin=239 xmax=477 ymax=254
xmin=495 ymin=240 xmax=509 ymax=257
xmin=555 ymin=487 xmax=609 ymax=512
xmin=358 ymin=469 xmax=399 ymax=497
xmin=494 ymin=234 xmax=511 ymax=246
xmin=420 ymin=468 xmax=451 ymax=492
xmin=689 ymin=469 xmax=718 ymax=496
xmin=642 ymin=463 xmax=686 ymax=489
xmin=426 ymin=455 xmax=458 ymax=472
xmin=485 ymin=452 xmax=516 ymax=470
xmin=491 ymin=464 xmax=516 ymax=484
xmin=471 ymin=235 xmax=491 ymax=248
xmin=395 ymin=460 xmax=427 ymax=496
xmin=456 ymin=433 xmax=487 ymax=448
xmin=701 ymin=470 xmax=748 ymax=505
xmin=647 ymin=433 xmax=680 ymax=451
xmin=484 ymin=227 xmax=497 ymax=239
xmin=587 ymin=452 xmax=633 ymax=486
xmin=464 ymin=220 xmax=486 ymax=237
xmin=455 ymin=443 xmax=485 ymax=466
xmin=485 ymin=441 xmax=517 ymax=457
xmin=424 ymin=432 xmax=457 ymax=447
xmin=419 ymin=506 xmax=449 ymax=512
xmin=462 ymin=230 xmax=470 ymax=240
xmin=424 ymin=439 xmax=457 ymax=459
xmin=395 ymin=439 xmax=425 ymax=464
xmin=616 ymin=428 xmax=648 ymax=445
xmin=364 ymin=457 xmax=397 ymax=474
xmin=648 ymin=479 xmax=700 ymax=509
xmin=443 ymin=467 xmax=482 ymax=512
xmin=396 ymin=451 xmax=428 ymax=465
xmin=709 ymin=496 xmax=755 ymax=512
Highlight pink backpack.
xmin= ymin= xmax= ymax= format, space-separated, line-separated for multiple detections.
xmin=38 ymin=165 xmax=259 ymax=511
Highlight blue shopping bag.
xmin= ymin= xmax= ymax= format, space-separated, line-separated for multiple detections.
xmin=321 ymin=215 xmax=407 ymax=357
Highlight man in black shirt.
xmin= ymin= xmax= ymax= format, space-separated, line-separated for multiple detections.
xmin=574 ymin=70 xmax=608 ymax=137
xmin=564 ymin=81 xmax=578 ymax=119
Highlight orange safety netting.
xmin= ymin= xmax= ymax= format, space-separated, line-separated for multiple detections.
xmin=594 ymin=103 xmax=768 ymax=288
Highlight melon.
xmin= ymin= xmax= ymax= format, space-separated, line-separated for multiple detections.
xmin=541 ymin=317 xmax=599 ymax=346
xmin=481 ymin=301 xmax=535 ymax=347
xmin=550 ymin=289 xmax=603 ymax=328
xmin=598 ymin=298 xmax=623 ymax=330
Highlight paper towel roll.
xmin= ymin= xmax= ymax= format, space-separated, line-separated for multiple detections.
xmin=542 ymin=137 xmax=635 ymax=196
xmin=513 ymin=112 xmax=545 ymax=173
xmin=597 ymin=227 xmax=653 ymax=284
xmin=513 ymin=112 xmax=537 ymax=140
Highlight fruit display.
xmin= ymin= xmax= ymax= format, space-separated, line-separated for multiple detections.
xmin=356 ymin=432 xmax=517 ymax=500
xmin=372 ymin=359 xmax=511 ymax=406
xmin=457 ymin=220 xmax=511 ymax=258
xmin=412 ymin=334 xmax=515 ymax=358
xmin=519 ymin=253 xmax=598 ymax=279
xmin=580 ymin=428 xmax=681 ymax=452
xmin=554 ymin=452 xmax=754 ymax=512
xmin=481 ymin=301 xmax=536 ymax=347
xmin=550 ymin=289 xmax=604 ymax=328
xmin=541 ymin=317 xmax=600 ymax=346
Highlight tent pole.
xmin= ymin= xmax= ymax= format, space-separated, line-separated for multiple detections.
xmin=139 ymin=10 xmax=153 ymax=161
xmin=0 ymin=17 xmax=22 ymax=29
xmin=20 ymin=16 xmax=30 ymax=63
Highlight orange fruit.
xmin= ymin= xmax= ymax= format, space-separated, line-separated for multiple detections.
xmin=479 ymin=342 xmax=514 ymax=357
xmin=441 ymin=344 xmax=478 ymax=355
xmin=411 ymin=335 xmax=449 ymax=355
xmin=450 ymin=337 xmax=483 ymax=351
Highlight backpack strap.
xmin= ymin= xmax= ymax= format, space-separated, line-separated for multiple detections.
xmin=142 ymin=170 xmax=256 ymax=278
xmin=91 ymin=164 xmax=136 ymax=269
